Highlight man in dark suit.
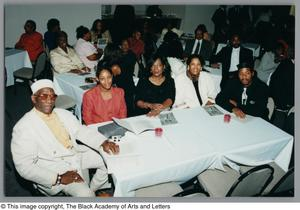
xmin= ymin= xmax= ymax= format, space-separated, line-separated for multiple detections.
xmin=216 ymin=62 xmax=269 ymax=120
xmin=184 ymin=26 xmax=212 ymax=61
xmin=210 ymin=33 xmax=253 ymax=89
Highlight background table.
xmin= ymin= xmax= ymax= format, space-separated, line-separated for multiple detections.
xmin=91 ymin=106 xmax=293 ymax=197
xmin=53 ymin=72 xmax=96 ymax=122
xmin=5 ymin=49 xmax=32 ymax=86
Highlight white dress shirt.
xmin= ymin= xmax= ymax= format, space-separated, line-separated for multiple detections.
xmin=192 ymin=39 xmax=203 ymax=54
xmin=229 ymin=47 xmax=240 ymax=72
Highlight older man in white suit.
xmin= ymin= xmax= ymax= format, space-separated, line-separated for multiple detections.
xmin=174 ymin=54 xmax=217 ymax=109
xmin=11 ymin=79 xmax=119 ymax=197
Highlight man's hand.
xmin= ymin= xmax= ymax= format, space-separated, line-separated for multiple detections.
xmin=60 ymin=170 xmax=84 ymax=185
xmin=102 ymin=140 xmax=119 ymax=155
xmin=232 ymin=107 xmax=246 ymax=119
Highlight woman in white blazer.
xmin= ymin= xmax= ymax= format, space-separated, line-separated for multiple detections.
xmin=174 ymin=54 xmax=217 ymax=109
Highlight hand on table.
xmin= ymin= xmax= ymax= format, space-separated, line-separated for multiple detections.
xmin=102 ymin=140 xmax=120 ymax=155
xmin=146 ymin=109 xmax=161 ymax=117
xmin=232 ymin=107 xmax=246 ymax=119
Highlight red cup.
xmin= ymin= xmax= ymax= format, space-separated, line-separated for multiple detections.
xmin=155 ymin=127 xmax=163 ymax=137
xmin=224 ymin=114 xmax=231 ymax=123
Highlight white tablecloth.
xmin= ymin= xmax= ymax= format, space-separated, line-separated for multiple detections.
xmin=53 ymin=72 xmax=96 ymax=122
xmin=216 ymin=43 xmax=260 ymax=58
xmin=4 ymin=49 xmax=32 ymax=86
xmin=90 ymin=106 xmax=293 ymax=197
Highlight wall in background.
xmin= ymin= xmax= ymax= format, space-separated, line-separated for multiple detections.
xmin=4 ymin=4 xmax=218 ymax=47
xmin=5 ymin=4 xmax=101 ymax=47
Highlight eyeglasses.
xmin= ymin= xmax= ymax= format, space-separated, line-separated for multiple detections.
xmin=34 ymin=94 xmax=57 ymax=101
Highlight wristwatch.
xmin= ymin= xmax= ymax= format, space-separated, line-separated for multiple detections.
xmin=56 ymin=174 xmax=62 ymax=185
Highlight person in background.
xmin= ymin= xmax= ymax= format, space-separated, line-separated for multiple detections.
xmin=269 ymin=40 xmax=294 ymax=129
xmin=11 ymin=79 xmax=119 ymax=197
xmin=196 ymin=24 xmax=211 ymax=41
xmin=50 ymin=31 xmax=90 ymax=74
xmin=120 ymin=39 xmax=136 ymax=78
xmin=174 ymin=54 xmax=217 ymax=109
xmin=183 ymin=26 xmax=213 ymax=61
xmin=74 ymin=25 xmax=103 ymax=70
xmin=210 ymin=33 xmax=253 ymax=90
xmin=44 ymin=18 xmax=61 ymax=51
xmin=15 ymin=20 xmax=44 ymax=63
xmin=255 ymin=40 xmax=279 ymax=84
xmin=135 ymin=55 xmax=175 ymax=116
xmin=156 ymin=31 xmax=184 ymax=60
xmin=90 ymin=19 xmax=112 ymax=45
xmin=128 ymin=29 xmax=145 ymax=61
xmin=216 ymin=62 xmax=269 ymax=120
xmin=99 ymin=43 xmax=136 ymax=117
xmin=82 ymin=65 xmax=127 ymax=125
xmin=211 ymin=5 xmax=228 ymax=48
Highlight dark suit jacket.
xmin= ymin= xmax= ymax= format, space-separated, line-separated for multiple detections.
xmin=210 ymin=46 xmax=253 ymax=89
xmin=269 ymin=59 xmax=294 ymax=110
xmin=216 ymin=77 xmax=269 ymax=120
xmin=184 ymin=39 xmax=213 ymax=61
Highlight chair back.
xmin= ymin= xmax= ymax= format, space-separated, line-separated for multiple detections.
xmin=267 ymin=97 xmax=275 ymax=120
xmin=227 ymin=164 xmax=274 ymax=197
xmin=32 ymin=52 xmax=47 ymax=79
xmin=268 ymin=167 xmax=294 ymax=196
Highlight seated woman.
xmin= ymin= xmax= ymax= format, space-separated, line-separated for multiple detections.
xmin=174 ymin=54 xmax=217 ymax=109
xmin=82 ymin=65 xmax=127 ymax=125
xmin=74 ymin=25 xmax=103 ymax=70
xmin=15 ymin=19 xmax=44 ymax=63
xmin=50 ymin=31 xmax=90 ymax=74
xmin=90 ymin=19 xmax=112 ymax=44
xmin=135 ymin=55 xmax=175 ymax=116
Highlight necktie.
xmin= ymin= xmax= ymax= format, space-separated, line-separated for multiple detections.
xmin=194 ymin=41 xmax=200 ymax=54
xmin=241 ymin=88 xmax=247 ymax=105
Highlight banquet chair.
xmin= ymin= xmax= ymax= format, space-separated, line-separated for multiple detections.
xmin=266 ymin=167 xmax=294 ymax=197
xmin=197 ymin=164 xmax=274 ymax=197
xmin=13 ymin=52 xmax=47 ymax=94
xmin=135 ymin=177 xmax=209 ymax=197
xmin=55 ymin=95 xmax=76 ymax=114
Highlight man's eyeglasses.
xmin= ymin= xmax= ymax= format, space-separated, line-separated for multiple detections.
xmin=34 ymin=94 xmax=57 ymax=101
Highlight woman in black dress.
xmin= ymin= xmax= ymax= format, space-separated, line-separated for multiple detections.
xmin=135 ymin=55 xmax=175 ymax=116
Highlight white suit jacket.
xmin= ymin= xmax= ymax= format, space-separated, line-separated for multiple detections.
xmin=174 ymin=71 xmax=217 ymax=109
xmin=50 ymin=46 xmax=85 ymax=74
xmin=11 ymin=108 xmax=107 ymax=189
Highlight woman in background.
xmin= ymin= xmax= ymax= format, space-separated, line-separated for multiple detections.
xmin=135 ymin=55 xmax=175 ymax=116
xmin=90 ymin=19 xmax=112 ymax=44
xmin=82 ymin=65 xmax=127 ymax=125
